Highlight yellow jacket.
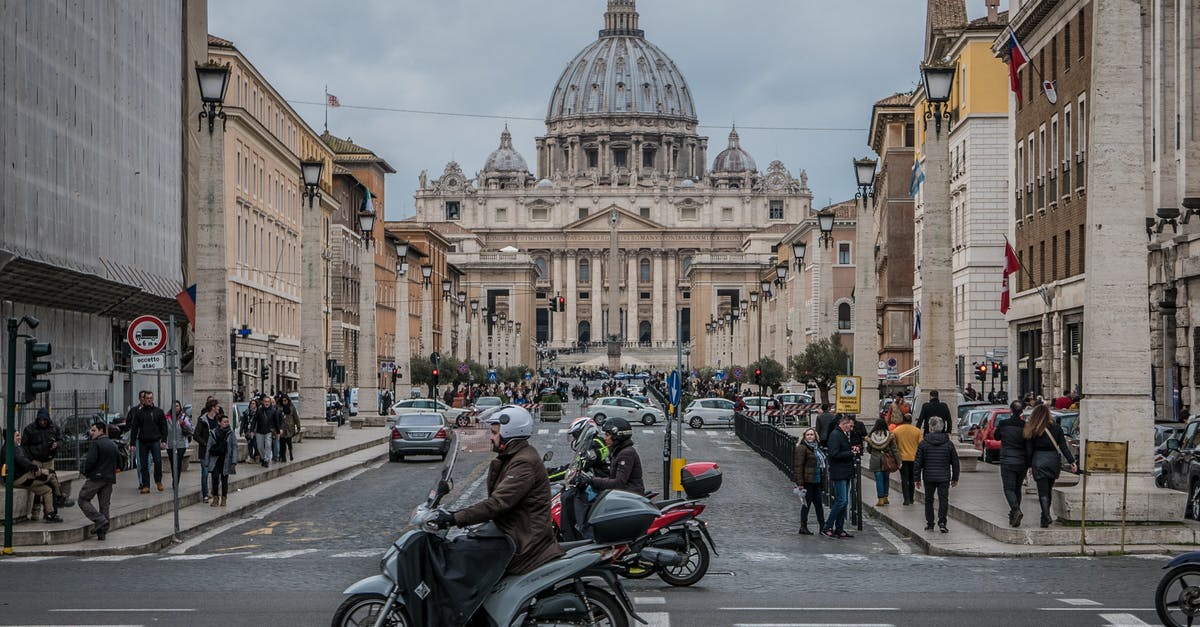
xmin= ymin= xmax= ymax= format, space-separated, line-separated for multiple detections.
xmin=893 ymin=424 xmax=923 ymax=462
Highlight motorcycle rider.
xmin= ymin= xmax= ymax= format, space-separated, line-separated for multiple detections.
xmin=576 ymin=417 xmax=643 ymax=496
xmin=553 ymin=417 xmax=611 ymax=541
xmin=431 ymin=406 xmax=564 ymax=575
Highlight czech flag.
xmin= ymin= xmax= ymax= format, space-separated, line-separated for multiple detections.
xmin=176 ymin=284 xmax=196 ymax=328
xmin=1007 ymin=29 xmax=1030 ymax=101
xmin=1000 ymin=239 xmax=1021 ymax=314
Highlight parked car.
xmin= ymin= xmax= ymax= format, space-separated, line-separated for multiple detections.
xmin=971 ymin=407 xmax=1014 ymax=464
xmin=684 ymin=397 xmax=737 ymax=429
xmin=739 ymin=396 xmax=779 ymax=420
xmin=389 ymin=398 xmax=469 ymax=425
xmin=586 ymin=396 xmax=664 ymax=426
xmin=613 ymin=371 xmax=650 ymax=381
xmin=775 ymin=392 xmax=813 ymax=406
xmin=1162 ymin=417 xmax=1200 ymax=516
xmin=469 ymin=396 xmax=505 ymax=423
xmin=958 ymin=405 xmax=1005 ymax=443
xmin=388 ymin=412 xmax=454 ymax=462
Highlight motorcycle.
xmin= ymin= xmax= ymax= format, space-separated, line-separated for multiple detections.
xmin=551 ymin=461 xmax=721 ymax=587
xmin=1157 ymin=552 xmax=1200 ymax=627
xmin=333 ymin=444 xmax=673 ymax=627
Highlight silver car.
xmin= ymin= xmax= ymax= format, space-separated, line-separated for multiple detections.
xmin=684 ymin=398 xmax=737 ymax=428
xmin=389 ymin=412 xmax=454 ymax=462
xmin=586 ymin=396 xmax=664 ymax=426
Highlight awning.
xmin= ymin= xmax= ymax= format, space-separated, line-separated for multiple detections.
xmin=897 ymin=366 xmax=919 ymax=379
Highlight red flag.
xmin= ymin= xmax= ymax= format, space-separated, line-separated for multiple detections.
xmin=326 ymin=92 xmax=341 ymax=108
xmin=1007 ymin=30 xmax=1029 ymax=101
xmin=1000 ymin=239 xmax=1021 ymax=314
xmin=176 ymin=284 xmax=196 ymax=328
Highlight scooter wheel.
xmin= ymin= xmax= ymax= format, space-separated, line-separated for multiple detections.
xmin=530 ymin=584 xmax=628 ymax=627
xmin=332 ymin=594 xmax=409 ymax=627
xmin=1157 ymin=564 xmax=1200 ymax=627
xmin=657 ymin=532 xmax=710 ymax=587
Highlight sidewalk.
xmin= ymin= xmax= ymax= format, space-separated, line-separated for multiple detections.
xmin=2 ymin=425 xmax=391 ymax=556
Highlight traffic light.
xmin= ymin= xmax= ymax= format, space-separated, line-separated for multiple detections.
xmin=975 ymin=363 xmax=987 ymax=382
xmin=548 ymin=296 xmax=558 ymax=312
xmin=754 ymin=367 xmax=762 ymax=385
xmin=557 ymin=295 xmax=566 ymax=311
xmin=24 ymin=338 xmax=52 ymax=400
xmin=991 ymin=361 xmax=1000 ymax=378
xmin=431 ymin=368 xmax=440 ymax=386
xmin=260 ymin=364 xmax=270 ymax=381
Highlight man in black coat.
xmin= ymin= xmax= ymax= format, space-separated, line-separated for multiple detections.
xmin=21 ymin=407 xmax=72 ymax=510
xmin=253 ymin=396 xmax=282 ymax=467
xmin=992 ymin=401 xmax=1029 ymax=527
xmin=914 ymin=416 xmax=960 ymax=532
xmin=916 ymin=390 xmax=952 ymax=434
xmin=814 ymin=404 xmax=837 ymax=446
xmin=78 ymin=422 xmax=119 ymax=540
xmin=128 ymin=390 xmax=167 ymax=494
xmin=821 ymin=416 xmax=859 ymax=538
xmin=9 ymin=431 xmax=63 ymax=522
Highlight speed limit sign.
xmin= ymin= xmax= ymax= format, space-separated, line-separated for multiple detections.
xmin=127 ymin=315 xmax=168 ymax=355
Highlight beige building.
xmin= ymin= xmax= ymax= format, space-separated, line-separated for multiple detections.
xmin=405 ymin=1 xmax=816 ymax=371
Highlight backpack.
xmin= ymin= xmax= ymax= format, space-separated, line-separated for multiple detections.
xmin=116 ymin=443 xmax=131 ymax=472
xmin=209 ymin=432 xmax=228 ymax=458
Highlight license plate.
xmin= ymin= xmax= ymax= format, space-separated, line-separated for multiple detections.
xmin=408 ymin=432 xmax=432 ymax=440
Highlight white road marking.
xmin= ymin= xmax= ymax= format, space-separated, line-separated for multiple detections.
xmin=245 ymin=549 xmax=319 ymax=559
xmin=732 ymin=624 xmax=895 ymax=627
xmin=0 ymin=556 xmax=58 ymax=562
xmin=721 ymin=608 xmax=899 ymax=612
xmin=4 ymin=624 xmax=143 ymax=627
xmin=641 ymin=612 xmax=670 ymax=627
xmin=1057 ymin=599 xmax=1102 ymax=606
xmin=822 ymin=554 xmax=869 ymax=561
xmin=51 ymin=609 xmax=195 ymax=613
xmin=635 ymin=597 xmax=666 ymax=605
xmin=741 ymin=551 xmax=790 ymax=562
xmin=866 ymin=519 xmax=911 ymax=555
xmin=80 ymin=555 xmax=140 ymax=562
xmin=330 ymin=549 xmax=384 ymax=558
xmin=160 ymin=553 xmax=233 ymax=561
xmin=449 ymin=471 xmax=489 ymax=510
xmin=1099 ymin=614 xmax=1151 ymax=626
xmin=1038 ymin=608 xmax=1154 ymax=612
xmin=556 ymin=428 xmax=568 ymax=434
xmin=645 ymin=429 xmax=656 ymax=434
xmin=537 ymin=428 xmax=549 ymax=435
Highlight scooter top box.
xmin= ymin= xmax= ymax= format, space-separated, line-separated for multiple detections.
xmin=680 ymin=462 xmax=722 ymax=499
xmin=586 ymin=489 xmax=659 ymax=544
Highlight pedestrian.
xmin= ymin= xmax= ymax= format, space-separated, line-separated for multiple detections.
xmin=241 ymin=398 xmax=259 ymax=461
xmin=206 ymin=414 xmax=238 ymax=507
xmin=892 ymin=413 xmax=922 ymax=505
xmin=279 ymin=396 xmax=301 ymax=462
xmin=20 ymin=407 xmax=73 ymax=517
xmin=814 ymin=403 xmax=836 ymax=446
xmin=193 ymin=399 xmax=221 ymax=502
xmin=821 ymin=415 xmax=858 ymax=539
xmin=992 ymin=401 xmax=1029 ymax=526
xmin=916 ymin=390 xmax=951 ymax=434
xmin=165 ymin=400 xmax=192 ymax=487
xmin=78 ymin=421 xmax=118 ymax=540
xmin=792 ymin=427 xmax=826 ymax=535
xmin=1024 ymin=405 xmax=1077 ymax=528
xmin=914 ymin=416 xmax=959 ymax=533
xmin=865 ymin=418 xmax=900 ymax=507
xmin=252 ymin=396 xmax=280 ymax=468
xmin=887 ymin=393 xmax=909 ymax=427
xmin=9 ymin=431 xmax=63 ymax=522
xmin=128 ymin=390 xmax=168 ymax=494
xmin=964 ymin=384 xmax=979 ymax=402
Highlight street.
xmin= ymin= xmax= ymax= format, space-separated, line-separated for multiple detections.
xmin=0 ymin=395 xmax=1170 ymax=626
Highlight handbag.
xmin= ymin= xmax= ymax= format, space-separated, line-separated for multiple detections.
xmin=881 ymin=450 xmax=900 ymax=473
xmin=1044 ymin=431 xmax=1076 ymax=473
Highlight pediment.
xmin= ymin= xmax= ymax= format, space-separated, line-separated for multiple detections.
xmin=564 ymin=205 xmax=664 ymax=232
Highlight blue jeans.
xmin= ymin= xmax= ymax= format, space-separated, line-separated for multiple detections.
xmin=136 ymin=440 xmax=162 ymax=488
xmin=199 ymin=453 xmax=210 ymax=499
xmin=874 ymin=471 xmax=890 ymax=499
xmin=826 ymin=479 xmax=850 ymax=532
xmin=272 ymin=434 xmax=280 ymax=461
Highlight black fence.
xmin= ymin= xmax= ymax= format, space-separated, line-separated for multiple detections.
xmin=734 ymin=413 xmax=797 ymax=479
xmin=11 ymin=390 xmax=114 ymax=472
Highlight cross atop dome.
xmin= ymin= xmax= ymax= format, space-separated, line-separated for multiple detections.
xmin=601 ymin=0 xmax=643 ymax=37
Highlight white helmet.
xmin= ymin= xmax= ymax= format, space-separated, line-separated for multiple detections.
xmin=486 ymin=405 xmax=534 ymax=443
xmin=567 ymin=417 xmax=598 ymax=452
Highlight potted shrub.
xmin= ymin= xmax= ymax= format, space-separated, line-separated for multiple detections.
xmin=541 ymin=393 xmax=564 ymax=422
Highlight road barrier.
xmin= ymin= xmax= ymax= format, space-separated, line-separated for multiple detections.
xmin=734 ymin=413 xmax=797 ymax=479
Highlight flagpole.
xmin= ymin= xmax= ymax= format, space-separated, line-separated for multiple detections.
xmin=324 ymin=84 xmax=328 ymax=132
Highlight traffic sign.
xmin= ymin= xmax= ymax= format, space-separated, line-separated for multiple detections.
xmin=127 ymin=315 xmax=167 ymax=355
xmin=132 ymin=353 xmax=166 ymax=371
xmin=378 ymin=361 xmax=396 ymax=372
xmin=835 ymin=375 xmax=862 ymax=414
xmin=714 ymin=370 xmax=726 ymax=381
xmin=731 ymin=367 xmax=745 ymax=380
xmin=487 ymin=370 xmax=498 ymax=383
xmin=667 ymin=371 xmax=681 ymax=406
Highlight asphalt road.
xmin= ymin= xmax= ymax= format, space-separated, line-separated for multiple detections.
xmin=0 ymin=388 xmax=1173 ymax=626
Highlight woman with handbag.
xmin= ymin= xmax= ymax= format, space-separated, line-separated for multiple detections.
xmin=165 ymin=400 xmax=192 ymax=487
xmin=1024 ymin=405 xmax=1078 ymax=528
xmin=792 ymin=428 xmax=827 ymax=535
xmin=866 ymin=418 xmax=901 ymax=506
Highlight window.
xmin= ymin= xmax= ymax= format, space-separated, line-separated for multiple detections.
xmin=680 ymin=206 xmax=697 ymax=220
xmin=535 ymin=256 xmax=548 ymax=279
xmin=496 ymin=207 xmax=507 ymax=222
xmin=578 ymin=207 xmax=589 ymax=220
xmin=578 ymin=258 xmax=590 ymax=282
xmin=445 ymin=201 xmax=461 ymax=220
xmin=1050 ymin=116 xmax=1058 ymax=179
xmin=586 ymin=149 xmax=599 ymax=168
xmin=613 ymin=148 xmax=627 ymax=168
xmin=904 ymin=124 xmax=914 ymax=147
xmin=682 ymin=290 xmax=690 ymax=299
xmin=1039 ymin=241 xmax=1046 ymax=283
xmin=769 ymin=200 xmax=784 ymax=220
xmin=639 ymin=258 xmax=651 ymax=282
xmin=531 ymin=206 xmax=549 ymax=220
xmin=1064 ymin=229 xmax=1072 ymax=277
xmin=643 ymin=147 xmax=655 ymax=168
xmin=682 ymin=256 xmax=692 ymax=274
xmin=1063 ymin=105 xmax=1072 ymax=170
xmin=1077 ymin=95 xmax=1087 ymax=161
xmin=1064 ymin=27 xmax=1071 ymax=70
xmin=837 ymin=302 xmax=852 ymax=330
xmin=1078 ymin=11 xmax=1086 ymax=59
xmin=838 ymin=242 xmax=852 ymax=265
xmin=639 ymin=207 xmax=650 ymax=219
xmin=1050 ymin=36 xmax=1057 ymax=82
xmin=1051 ymin=235 xmax=1058 ymax=280
xmin=1017 ymin=251 xmax=1024 ymax=290
xmin=579 ymin=291 xmax=590 ymax=300
xmin=1078 ymin=225 xmax=1085 ymax=275
xmin=640 ymin=291 xmax=650 ymax=300
xmin=721 ymin=207 xmax=733 ymax=221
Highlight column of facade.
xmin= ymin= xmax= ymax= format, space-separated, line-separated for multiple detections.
xmin=666 ymin=253 xmax=677 ymax=348
xmin=651 ymin=251 xmax=664 ymax=346
xmin=632 ymin=135 xmax=643 ymax=181
xmin=918 ymin=114 xmax=956 ymax=431
xmin=441 ymin=291 xmax=452 ymax=356
xmin=599 ymin=136 xmax=610 ymax=177
xmin=565 ymin=251 xmax=578 ymax=347
xmin=662 ymin=137 xmax=674 ymax=175
xmin=194 ymin=126 xmax=233 ymax=413
xmin=394 ymin=269 xmax=410 ymax=391
xmin=358 ymin=247 xmax=379 ymax=415
xmin=852 ymin=193 xmax=880 ymax=422
xmin=298 ymin=195 xmax=329 ymax=420
xmin=626 ymin=252 xmax=638 ymax=342
xmin=591 ymin=250 xmax=603 ymax=343
xmin=420 ymin=281 xmax=433 ymax=357
xmin=550 ymin=252 xmax=563 ymax=347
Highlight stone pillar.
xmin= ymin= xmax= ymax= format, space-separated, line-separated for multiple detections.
xmin=550 ymin=252 xmax=563 ymax=347
xmin=632 ymin=135 xmax=643 ymax=181
xmin=565 ymin=251 xmax=578 ymax=347
xmin=627 ymin=253 xmax=639 ymax=341
xmin=652 ymin=251 xmax=664 ymax=346
xmin=666 ymin=252 xmax=677 ymax=348
xmin=853 ymin=193 xmax=880 ymax=422
xmin=395 ymin=267 xmax=410 ymax=381
xmin=193 ymin=123 xmax=233 ymax=413
xmin=918 ymin=113 xmax=958 ymax=427
xmin=1054 ymin=0 xmax=1184 ymax=522
xmin=591 ymin=250 xmax=602 ymax=344
xmin=441 ymin=289 xmax=452 ymax=355
xmin=420 ymin=282 xmax=433 ymax=358
xmin=358 ymin=243 xmax=379 ymax=416
xmin=537 ymin=137 xmax=548 ymax=179
xmin=299 ymin=189 xmax=330 ymax=421
xmin=818 ymin=241 xmax=833 ymax=340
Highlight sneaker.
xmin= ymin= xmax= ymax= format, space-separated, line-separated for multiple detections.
xmin=836 ymin=531 xmax=854 ymax=539
xmin=925 ymin=523 xmax=935 ymax=531
xmin=43 ymin=512 xmax=63 ymax=523
xmin=798 ymin=526 xmax=813 ymax=535
xmin=139 ymin=486 xmax=150 ymax=494
xmin=821 ymin=529 xmax=837 ymax=538
xmin=939 ymin=524 xmax=948 ymax=533
xmin=202 ymin=496 xmax=210 ymax=503
xmin=156 ymin=482 xmax=164 ymax=492
xmin=96 ymin=529 xmax=107 ymax=541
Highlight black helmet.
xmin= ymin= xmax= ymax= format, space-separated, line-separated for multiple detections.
xmin=602 ymin=417 xmax=633 ymax=444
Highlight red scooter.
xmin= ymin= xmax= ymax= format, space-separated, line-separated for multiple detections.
xmin=551 ymin=461 xmax=722 ymax=587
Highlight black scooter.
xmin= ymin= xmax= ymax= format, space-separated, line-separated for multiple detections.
xmin=1157 ymin=552 xmax=1200 ymax=626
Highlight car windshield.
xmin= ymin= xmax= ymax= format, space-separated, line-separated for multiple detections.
xmin=397 ymin=414 xmax=443 ymax=427
xmin=1056 ymin=414 xmax=1079 ymax=435
xmin=476 ymin=397 xmax=502 ymax=406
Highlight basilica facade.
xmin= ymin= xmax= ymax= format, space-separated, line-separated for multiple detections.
xmin=404 ymin=1 xmax=815 ymax=369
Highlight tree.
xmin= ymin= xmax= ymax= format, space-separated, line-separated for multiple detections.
xmin=790 ymin=333 xmax=852 ymax=404
xmin=749 ymin=356 xmax=786 ymax=392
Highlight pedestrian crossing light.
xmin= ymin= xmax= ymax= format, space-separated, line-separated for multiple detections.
xmin=24 ymin=339 xmax=52 ymax=400
xmin=431 ymin=368 xmax=440 ymax=386
xmin=975 ymin=363 xmax=988 ymax=382
xmin=754 ymin=367 xmax=762 ymax=385
xmin=557 ymin=295 xmax=566 ymax=311
xmin=548 ymin=296 xmax=557 ymax=312
xmin=991 ymin=361 xmax=1001 ymax=378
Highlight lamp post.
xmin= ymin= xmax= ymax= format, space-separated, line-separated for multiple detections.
xmin=357 ymin=199 xmax=380 ymax=414
xmin=393 ymin=240 xmax=410 ymax=391
xmin=816 ymin=209 xmax=835 ymax=339
xmin=297 ymin=156 xmax=330 ymax=421
xmin=917 ymin=61 xmax=958 ymax=425
xmin=852 ymin=156 xmax=881 ymax=422
xmin=419 ymin=264 xmax=433 ymax=356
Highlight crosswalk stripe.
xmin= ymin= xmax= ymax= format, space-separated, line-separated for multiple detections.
xmin=537 ymin=428 xmax=549 ymax=435
xmin=635 ymin=597 xmax=666 ymax=605
xmin=160 ymin=553 xmax=223 ymax=561
xmin=330 ymin=549 xmax=384 ymax=558
xmin=80 ymin=555 xmax=139 ymax=562
xmin=557 ymin=428 xmax=568 ymax=434
xmin=245 ymin=549 xmax=319 ymax=559
xmin=1058 ymin=599 xmax=1101 ymax=606
xmin=1099 ymin=614 xmax=1150 ymax=626
xmin=641 ymin=612 xmax=670 ymax=627
xmin=644 ymin=430 xmax=656 ymax=434
xmin=0 ymin=556 xmax=58 ymax=562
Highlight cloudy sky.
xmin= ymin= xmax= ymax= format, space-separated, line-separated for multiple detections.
xmin=209 ymin=0 xmax=1008 ymax=218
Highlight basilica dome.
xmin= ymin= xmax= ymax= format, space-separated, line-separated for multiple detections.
xmin=483 ymin=126 xmax=529 ymax=172
xmin=712 ymin=128 xmax=756 ymax=173
xmin=546 ymin=1 xmax=697 ymax=124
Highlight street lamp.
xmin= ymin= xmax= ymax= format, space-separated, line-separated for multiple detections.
xmin=817 ymin=209 xmax=836 ymax=248
xmin=749 ymin=291 xmax=759 ymax=307
xmin=760 ymin=280 xmax=771 ymax=299
xmin=300 ymin=159 xmax=323 ymax=208
xmin=394 ymin=240 xmax=409 ymax=276
xmin=358 ymin=201 xmax=376 ymax=245
xmin=776 ymin=263 xmax=788 ymax=284
xmin=792 ymin=242 xmax=807 ymax=269
xmin=854 ymin=157 xmax=879 ymax=195
xmin=470 ymin=299 xmax=479 ymax=315
xmin=195 ymin=61 xmax=230 ymax=133
xmin=442 ymin=279 xmax=453 ymax=300
xmin=420 ymin=264 xmax=433 ymax=285
xmin=921 ymin=62 xmax=956 ymax=136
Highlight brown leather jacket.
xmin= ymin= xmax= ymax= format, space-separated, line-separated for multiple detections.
xmin=453 ymin=438 xmax=564 ymax=574
xmin=793 ymin=441 xmax=821 ymax=484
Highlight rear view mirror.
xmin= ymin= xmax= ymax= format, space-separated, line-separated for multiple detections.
xmin=437 ymin=479 xmax=452 ymax=498
xmin=543 ymin=450 xmax=554 ymax=462
xmin=1167 ymin=438 xmax=1181 ymax=451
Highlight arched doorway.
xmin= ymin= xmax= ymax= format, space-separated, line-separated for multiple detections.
xmin=578 ymin=321 xmax=591 ymax=346
xmin=639 ymin=320 xmax=651 ymax=345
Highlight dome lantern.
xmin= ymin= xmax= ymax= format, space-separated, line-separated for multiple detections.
xmin=601 ymin=0 xmax=642 ymax=37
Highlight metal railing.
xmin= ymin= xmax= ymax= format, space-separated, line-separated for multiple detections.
xmin=734 ymin=413 xmax=796 ymax=479
xmin=14 ymin=390 xmax=113 ymax=472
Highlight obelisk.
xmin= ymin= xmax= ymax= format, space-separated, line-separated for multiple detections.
xmin=607 ymin=208 xmax=622 ymax=371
